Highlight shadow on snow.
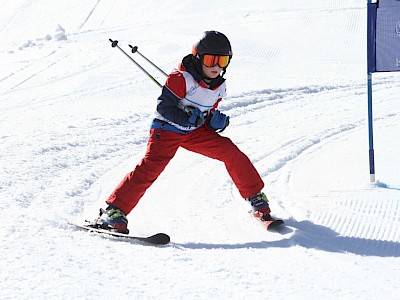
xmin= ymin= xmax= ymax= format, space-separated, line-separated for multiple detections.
xmin=172 ymin=219 xmax=400 ymax=257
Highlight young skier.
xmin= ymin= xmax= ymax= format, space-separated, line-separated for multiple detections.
xmin=91 ymin=31 xmax=273 ymax=234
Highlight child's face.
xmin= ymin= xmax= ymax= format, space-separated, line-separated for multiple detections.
xmin=202 ymin=64 xmax=223 ymax=79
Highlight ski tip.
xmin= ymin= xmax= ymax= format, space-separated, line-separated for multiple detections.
xmin=267 ymin=219 xmax=285 ymax=231
xmin=151 ymin=233 xmax=171 ymax=245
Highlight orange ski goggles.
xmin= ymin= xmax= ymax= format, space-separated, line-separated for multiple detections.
xmin=201 ymin=54 xmax=231 ymax=68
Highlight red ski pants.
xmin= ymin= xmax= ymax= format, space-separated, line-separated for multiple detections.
xmin=106 ymin=126 xmax=264 ymax=214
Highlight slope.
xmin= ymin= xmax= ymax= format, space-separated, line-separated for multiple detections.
xmin=0 ymin=1 xmax=399 ymax=299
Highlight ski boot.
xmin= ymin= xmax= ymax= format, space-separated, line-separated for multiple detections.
xmin=90 ymin=204 xmax=129 ymax=234
xmin=246 ymin=192 xmax=271 ymax=220
xmin=246 ymin=192 xmax=284 ymax=229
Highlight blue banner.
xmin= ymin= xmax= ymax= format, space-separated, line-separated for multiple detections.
xmin=371 ymin=0 xmax=400 ymax=72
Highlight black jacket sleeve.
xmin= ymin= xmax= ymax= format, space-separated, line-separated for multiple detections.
xmin=156 ymin=85 xmax=190 ymax=126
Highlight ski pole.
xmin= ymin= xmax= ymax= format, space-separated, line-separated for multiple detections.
xmin=129 ymin=45 xmax=168 ymax=77
xmin=109 ymin=39 xmax=163 ymax=88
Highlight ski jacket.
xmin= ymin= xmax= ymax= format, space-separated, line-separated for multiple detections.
xmin=152 ymin=54 xmax=227 ymax=134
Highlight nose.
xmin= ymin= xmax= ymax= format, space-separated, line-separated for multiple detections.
xmin=212 ymin=65 xmax=223 ymax=70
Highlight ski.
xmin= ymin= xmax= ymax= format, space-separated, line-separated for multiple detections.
xmin=250 ymin=211 xmax=284 ymax=231
xmin=68 ymin=222 xmax=170 ymax=245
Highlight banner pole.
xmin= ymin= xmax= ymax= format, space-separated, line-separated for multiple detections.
xmin=367 ymin=0 xmax=376 ymax=182
xmin=367 ymin=72 xmax=375 ymax=182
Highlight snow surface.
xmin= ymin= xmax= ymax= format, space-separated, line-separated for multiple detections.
xmin=1 ymin=0 xmax=399 ymax=299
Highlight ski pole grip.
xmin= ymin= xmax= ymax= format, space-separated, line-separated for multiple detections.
xmin=109 ymin=39 xmax=118 ymax=48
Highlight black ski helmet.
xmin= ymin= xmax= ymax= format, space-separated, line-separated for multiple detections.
xmin=192 ymin=31 xmax=232 ymax=57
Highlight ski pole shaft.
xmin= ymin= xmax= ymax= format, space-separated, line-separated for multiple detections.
xmin=109 ymin=39 xmax=163 ymax=88
xmin=129 ymin=45 xmax=168 ymax=77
